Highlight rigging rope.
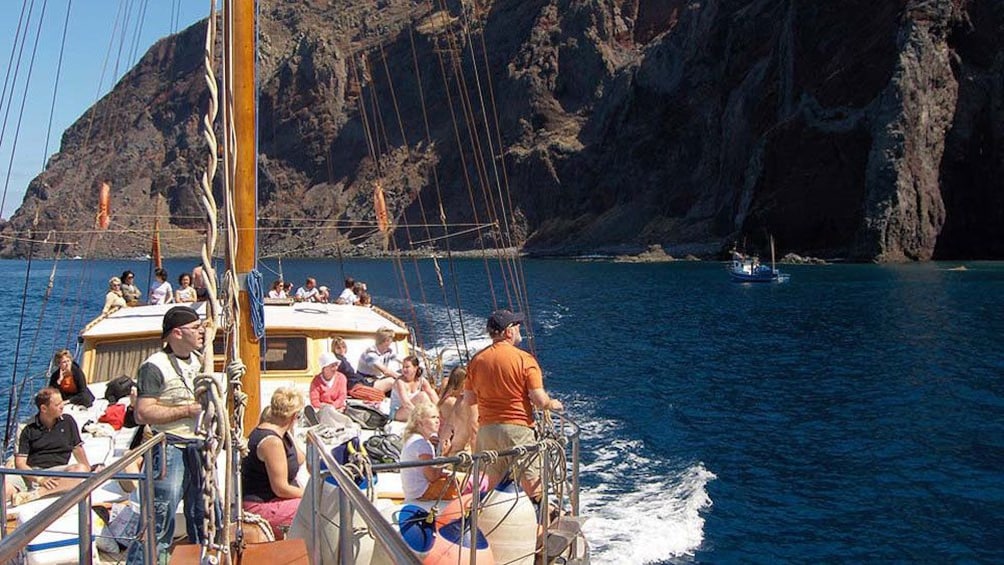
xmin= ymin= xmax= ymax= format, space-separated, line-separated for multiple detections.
xmin=193 ymin=1 xmax=233 ymax=560
xmin=3 ymin=209 xmax=39 ymax=455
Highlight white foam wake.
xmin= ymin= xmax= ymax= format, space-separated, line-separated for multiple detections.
xmin=574 ymin=412 xmax=716 ymax=564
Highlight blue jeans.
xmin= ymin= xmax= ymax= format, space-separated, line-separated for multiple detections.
xmin=127 ymin=441 xmax=208 ymax=564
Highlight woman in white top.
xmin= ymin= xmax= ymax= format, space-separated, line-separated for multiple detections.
xmin=390 ymin=355 xmax=439 ymax=422
xmin=174 ymin=272 xmax=198 ymax=303
xmin=400 ymin=403 xmax=458 ymax=501
xmin=148 ymin=267 xmax=174 ymax=305
xmin=267 ymin=280 xmax=286 ymax=299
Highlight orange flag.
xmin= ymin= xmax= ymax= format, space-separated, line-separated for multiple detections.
xmin=95 ymin=182 xmax=111 ymax=229
xmin=374 ymin=181 xmax=389 ymax=234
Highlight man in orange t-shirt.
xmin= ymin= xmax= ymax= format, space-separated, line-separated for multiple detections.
xmin=463 ymin=309 xmax=563 ymax=499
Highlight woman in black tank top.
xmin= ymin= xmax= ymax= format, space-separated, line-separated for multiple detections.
xmin=241 ymin=387 xmax=305 ymax=537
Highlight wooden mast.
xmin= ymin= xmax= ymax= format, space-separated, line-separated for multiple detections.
xmin=234 ymin=0 xmax=260 ymax=434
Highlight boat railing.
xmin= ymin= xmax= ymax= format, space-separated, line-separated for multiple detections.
xmin=0 ymin=433 xmax=167 ymax=565
xmin=305 ymin=410 xmax=586 ymax=565
xmin=305 ymin=429 xmax=423 ymax=565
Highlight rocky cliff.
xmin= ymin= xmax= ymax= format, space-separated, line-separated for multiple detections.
xmin=2 ymin=0 xmax=1000 ymax=261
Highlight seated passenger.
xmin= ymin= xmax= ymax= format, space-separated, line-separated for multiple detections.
xmin=174 ymin=272 xmax=198 ymax=303
xmin=316 ymin=286 xmax=330 ymax=303
xmin=357 ymin=291 xmax=372 ymax=308
xmin=309 ymin=352 xmax=347 ymax=411
xmin=3 ymin=464 xmax=28 ymax=505
xmin=391 ymin=356 xmax=439 ymax=423
xmin=120 ymin=270 xmax=142 ymax=305
xmin=12 ymin=387 xmax=92 ymax=505
xmin=268 ymin=279 xmax=286 ymax=299
xmin=401 ymin=403 xmax=458 ymax=502
xmin=241 ymin=387 xmax=305 ymax=537
xmin=335 ymin=277 xmax=357 ymax=305
xmin=103 ymin=276 xmax=127 ymax=315
xmin=355 ymin=328 xmax=401 ymax=394
xmin=438 ymin=366 xmax=474 ymax=455
xmin=47 ymin=350 xmax=94 ymax=408
xmin=295 ymin=277 xmax=319 ymax=302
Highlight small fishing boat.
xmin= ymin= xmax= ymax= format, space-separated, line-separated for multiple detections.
xmin=728 ymin=236 xmax=790 ymax=283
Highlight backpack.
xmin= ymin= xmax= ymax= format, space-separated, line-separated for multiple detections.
xmin=365 ymin=433 xmax=402 ymax=464
xmin=344 ymin=403 xmax=389 ymax=430
xmin=104 ymin=375 xmax=135 ymax=403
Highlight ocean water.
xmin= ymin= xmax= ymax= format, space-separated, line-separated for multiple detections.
xmin=2 ymin=257 xmax=1003 ymax=563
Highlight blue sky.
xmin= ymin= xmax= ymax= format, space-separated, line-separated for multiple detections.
xmin=0 ymin=0 xmax=206 ymax=219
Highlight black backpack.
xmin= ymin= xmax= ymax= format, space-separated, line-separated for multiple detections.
xmin=365 ymin=433 xmax=402 ymax=464
xmin=104 ymin=375 xmax=136 ymax=403
xmin=344 ymin=403 xmax=389 ymax=430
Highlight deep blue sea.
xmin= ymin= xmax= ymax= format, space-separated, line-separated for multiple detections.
xmin=2 ymin=257 xmax=1003 ymax=563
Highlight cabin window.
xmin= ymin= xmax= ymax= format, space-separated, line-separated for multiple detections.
xmin=92 ymin=338 xmax=162 ymax=382
xmin=262 ymin=336 xmax=307 ymax=372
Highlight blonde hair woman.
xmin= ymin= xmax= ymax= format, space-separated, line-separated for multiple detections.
xmin=241 ymin=387 xmax=305 ymax=537
xmin=47 ymin=350 xmax=94 ymax=407
xmin=102 ymin=276 xmax=127 ymax=314
xmin=400 ymin=403 xmax=458 ymax=501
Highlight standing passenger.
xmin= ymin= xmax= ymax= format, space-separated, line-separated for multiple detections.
xmin=148 ymin=268 xmax=174 ymax=305
xmin=463 ymin=310 xmax=563 ymax=499
xmin=438 ymin=366 xmax=473 ymax=455
xmin=120 ymin=270 xmax=142 ymax=305
xmin=127 ymin=305 xmax=208 ymax=564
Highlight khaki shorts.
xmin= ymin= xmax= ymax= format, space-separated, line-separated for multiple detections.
xmin=476 ymin=423 xmax=539 ymax=485
xmin=6 ymin=474 xmax=28 ymax=494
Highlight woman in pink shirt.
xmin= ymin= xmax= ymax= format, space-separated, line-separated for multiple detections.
xmin=309 ymin=352 xmax=347 ymax=410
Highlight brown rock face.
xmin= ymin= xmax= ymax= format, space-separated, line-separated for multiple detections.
xmin=1 ymin=0 xmax=1000 ymax=261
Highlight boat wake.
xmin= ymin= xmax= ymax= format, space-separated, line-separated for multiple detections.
xmin=573 ymin=408 xmax=716 ymax=564
xmin=415 ymin=301 xmax=716 ymax=563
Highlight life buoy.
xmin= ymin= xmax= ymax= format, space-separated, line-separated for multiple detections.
xmin=398 ymin=504 xmax=494 ymax=564
xmin=478 ymin=479 xmax=537 ymax=565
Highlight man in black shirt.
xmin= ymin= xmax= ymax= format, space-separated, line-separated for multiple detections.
xmin=13 ymin=387 xmax=91 ymax=504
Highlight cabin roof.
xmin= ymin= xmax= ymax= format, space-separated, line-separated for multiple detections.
xmin=79 ymin=302 xmax=409 ymax=341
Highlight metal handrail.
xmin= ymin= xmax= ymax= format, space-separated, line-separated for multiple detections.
xmin=0 ymin=433 xmax=167 ymax=564
xmin=304 ymin=410 xmax=585 ymax=564
xmin=305 ymin=429 xmax=422 ymax=565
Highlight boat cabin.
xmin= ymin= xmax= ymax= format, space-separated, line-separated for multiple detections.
xmin=77 ymin=302 xmax=412 ymax=411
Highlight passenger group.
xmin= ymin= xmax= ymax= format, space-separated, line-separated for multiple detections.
xmin=11 ymin=265 xmax=563 ymax=563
